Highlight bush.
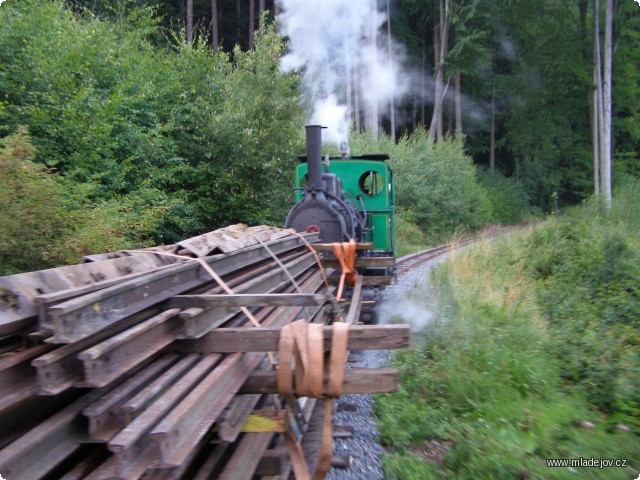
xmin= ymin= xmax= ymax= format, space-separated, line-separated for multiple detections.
xmin=0 ymin=130 xmax=168 ymax=273
xmin=523 ymin=181 xmax=640 ymax=426
xmin=477 ymin=168 xmax=530 ymax=224
xmin=0 ymin=0 xmax=304 ymax=245
xmin=0 ymin=130 xmax=70 ymax=274
xmin=349 ymin=130 xmax=494 ymax=244
xmin=376 ymin=184 xmax=640 ymax=478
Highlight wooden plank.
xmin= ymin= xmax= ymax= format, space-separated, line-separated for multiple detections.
xmin=331 ymin=455 xmax=353 ymax=469
xmin=332 ymin=425 xmax=354 ymax=438
xmin=322 ymin=257 xmax=394 ymax=268
xmin=218 ymin=432 xmax=274 ymax=480
xmin=217 ymin=394 xmax=262 ymax=442
xmin=329 ymin=275 xmax=392 ymax=286
xmin=82 ymin=355 xmax=179 ymax=442
xmin=169 ymin=293 xmax=327 ymax=308
xmin=312 ymin=242 xmax=374 ymax=251
xmin=174 ymin=324 xmax=410 ymax=353
xmin=345 ymin=276 xmax=364 ymax=326
xmin=177 ymin=252 xmax=316 ymax=338
xmin=78 ymin=309 xmax=183 ymax=388
xmin=254 ymin=448 xmax=287 ymax=476
xmin=239 ymin=368 xmax=398 ymax=394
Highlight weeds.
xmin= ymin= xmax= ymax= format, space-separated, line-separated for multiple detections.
xmin=377 ymin=181 xmax=640 ymax=479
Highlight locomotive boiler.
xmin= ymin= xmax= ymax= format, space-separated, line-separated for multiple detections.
xmin=285 ymin=125 xmax=396 ymax=281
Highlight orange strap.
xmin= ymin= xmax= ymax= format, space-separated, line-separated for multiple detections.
xmin=264 ymin=226 xmax=330 ymax=289
xmin=332 ymin=240 xmax=359 ymax=301
xmin=277 ymin=320 xmax=350 ymax=480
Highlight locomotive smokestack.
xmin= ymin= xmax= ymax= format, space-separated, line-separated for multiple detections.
xmin=305 ymin=125 xmax=325 ymax=191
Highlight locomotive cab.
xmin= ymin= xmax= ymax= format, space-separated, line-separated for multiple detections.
xmin=286 ymin=126 xmax=396 ymax=259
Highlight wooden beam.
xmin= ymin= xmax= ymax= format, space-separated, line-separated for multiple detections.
xmin=169 ymin=293 xmax=327 ymax=308
xmin=173 ymin=324 xmax=410 ymax=353
xmin=345 ymin=276 xmax=363 ymax=326
xmin=312 ymin=242 xmax=374 ymax=251
xmin=239 ymin=368 xmax=398 ymax=394
xmin=328 ymin=275 xmax=392 ymax=286
xmin=322 ymin=257 xmax=394 ymax=268
xmin=254 ymin=448 xmax=287 ymax=476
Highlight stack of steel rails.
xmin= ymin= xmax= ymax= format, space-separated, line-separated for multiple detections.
xmin=0 ymin=225 xmax=407 ymax=480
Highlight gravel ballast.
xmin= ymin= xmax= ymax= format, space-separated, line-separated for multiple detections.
xmin=327 ymin=253 xmax=448 ymax=480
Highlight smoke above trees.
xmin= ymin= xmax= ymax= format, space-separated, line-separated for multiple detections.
xmin=278 ymin=0 xmax=412 ymax=146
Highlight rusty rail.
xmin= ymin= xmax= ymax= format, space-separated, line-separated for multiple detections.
xmin=0 ymin=224 xmax=408 ymax=480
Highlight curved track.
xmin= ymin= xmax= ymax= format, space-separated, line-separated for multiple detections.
xmin=395 ymin=226 xmax=514 ymax=276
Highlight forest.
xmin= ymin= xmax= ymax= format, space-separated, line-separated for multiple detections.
xmin=1 ymin=2 xmax=639 ymax=478
xmin=0 ymin=0 xmax=638 ymax=270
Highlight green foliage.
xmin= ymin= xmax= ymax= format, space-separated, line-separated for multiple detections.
xmin=613 ymin=10 xmax=640 ymax=178
xmin=376 ymin=185 xmax=640 ymax=478
xmin=350 ymin=129 xmax=497 ymax=245
xmin=0 ymin=129 xmax=70 ymax=274
xmin=477 ymin=169 xmax=530 ymax=224
xmin=0 ymin=130 xmax=164 ymax=273
xmin=0 ymin=0 xmax=303 ymax=253
xmin=523 ymin=181 xmax=640 ymax=426
xmin=394 ymin=214 xmax=433 ymax=257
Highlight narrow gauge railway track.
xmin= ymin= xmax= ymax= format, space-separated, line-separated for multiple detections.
xmin=0 ymin=225 xmax=408 ymax=480
xmin=395 ymin=226 xmax=514 ymax=276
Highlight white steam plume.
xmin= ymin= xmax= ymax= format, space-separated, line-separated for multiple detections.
xmin=377 ymin=294 xmax=437 ymax=332
xmin=278 ymin=0 xmax=409 ymax=147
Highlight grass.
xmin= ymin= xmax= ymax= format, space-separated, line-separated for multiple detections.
xmin=376 ymin=181 xmax=640 ymax=479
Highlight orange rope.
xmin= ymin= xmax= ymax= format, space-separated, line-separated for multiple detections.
xmin=331 ymin=239 xmax=358 ymax=301
xmin=263 ymin=226 xmax=330 ymax=288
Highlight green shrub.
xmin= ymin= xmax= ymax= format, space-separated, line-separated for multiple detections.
xmin=0 ymin=130 xmax=70 ymax=274
xmin=0 ymin=130 xmax=169 ymax=273
xmin=477 ymin=168 xmax=530 ymax=224
xmin=376 ymin=184 xmax=640 ymax=478
xmin=349 ymin=130 xmax=494 ymax=244
xmin=0 ymin=0 xmax=303 ymax=245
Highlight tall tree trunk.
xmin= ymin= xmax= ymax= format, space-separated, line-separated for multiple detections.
xmin=347 ymin=66 xmax=352 ymax=131
xmin=592 ymin=0 xmax=601 ymax=196
xmin=367 ymin=1 xmax=379 ymax=140
xmin=186 ymin=0 xmax=193 ymax=44
xmin=236 ymin=0 xmax=241 ymax=42
xmin=429 ymin=25 xmax=442 ymax=141
xmin=211 ymin=0 xmax=219 ymax=53
xmin=259 ymin=0 xmax=265 ymax=28
xmin=354 ymin=66 xmax=361 ymax=136
xmin=386 ymin=0 xmax=396 ymax=141
xmin=490 ymin=75 xmax=496 ymax=171
xmin=601 ymin=0 xmax=613 ymax=208
xmin=446 ymin=92 xmax=453 ymax=135
xmin=274 ymin=0 xmax=281 ymax=33
xmin=592 ymin=62 xmax=601 ymax=196
xmin=421 ymin=44 xmax=426 ymax=125
xmin=249 ymin=0 xmax=255 ymax=49
xmin=429 ymin=0 xmax=450 ymax=141
xmin=454 ymin=70 xmax=462 ymax=136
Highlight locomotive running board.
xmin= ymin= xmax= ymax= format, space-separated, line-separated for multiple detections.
xmin=328 ymin=276 xmax=392 ymax=286
xmin=321 ymin=257 xmax=394 ymax=268
xmin=311 ymin=242 xmax=374 ymax=251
